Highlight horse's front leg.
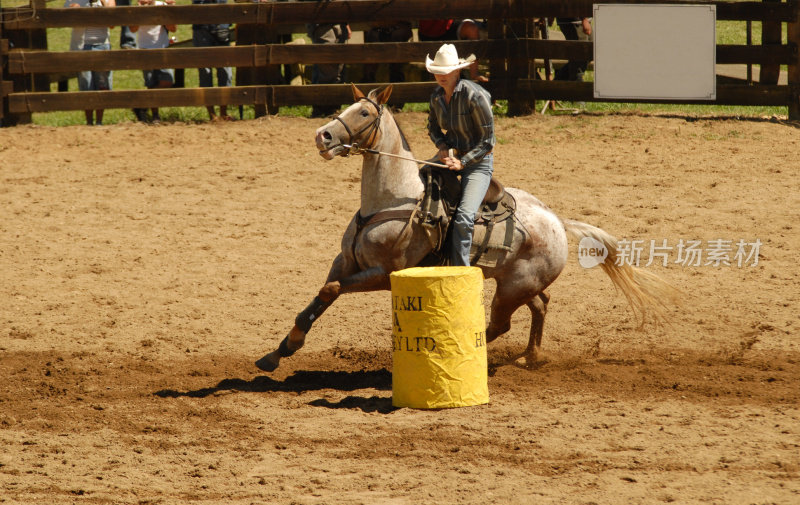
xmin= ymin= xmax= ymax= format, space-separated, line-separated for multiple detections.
xmin=255 ymin=259 xmax=390 ymax=373
xmin=318 ymin=264 xmax=392 ymax=300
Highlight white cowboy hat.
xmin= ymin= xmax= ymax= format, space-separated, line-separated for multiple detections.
xmin=425 ymin=43 xmax=476 ymax=75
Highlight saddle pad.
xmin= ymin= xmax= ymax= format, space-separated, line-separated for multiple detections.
xmin=470 ymin=218 xmax=521 ymax=268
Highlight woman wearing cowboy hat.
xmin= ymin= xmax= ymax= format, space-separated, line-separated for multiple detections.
xmin=426 ymin=43 xmax=496 ymax=266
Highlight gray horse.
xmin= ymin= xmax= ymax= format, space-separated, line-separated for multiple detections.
xmin=256 ymin=85 xmax=678 ymax=372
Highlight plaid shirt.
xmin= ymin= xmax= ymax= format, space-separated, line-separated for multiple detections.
xmin=427 ymin=79 xmax=495 ymax=168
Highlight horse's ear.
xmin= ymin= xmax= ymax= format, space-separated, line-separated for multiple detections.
xmin=351 ymin=83 xmax=366 ymax=102
xmin=374 ymin=85 xmax=393 ymax=105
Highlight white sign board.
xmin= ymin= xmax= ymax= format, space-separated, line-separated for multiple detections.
xmin=593 ymin=4 xmax=716 ymax=100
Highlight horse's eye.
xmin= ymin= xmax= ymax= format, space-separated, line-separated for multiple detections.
xmin=361 ymin=110 xmax=369 ymax=117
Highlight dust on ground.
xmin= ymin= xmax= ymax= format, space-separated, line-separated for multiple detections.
xmin=1 ymin=111 xmax=799 ymax=504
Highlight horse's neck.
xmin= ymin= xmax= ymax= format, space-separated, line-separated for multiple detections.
xmin=359 ymin=118 xmax=424 ymax=216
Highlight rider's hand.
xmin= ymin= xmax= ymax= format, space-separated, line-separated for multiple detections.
xmin=437 ymin=148 xmax=449 ymax=162
xmin=445 ymin=157 xmax=463 ymax=171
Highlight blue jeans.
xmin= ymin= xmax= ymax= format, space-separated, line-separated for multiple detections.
xmin=116 ymin=0 xmax=137 ymax=48
xmin=192 ymin=27 xmax=233 ymax=88
xmin=79 ymin=43 xmax=112 ymax=91
xmin=451 ymin=154 xmax=494 ymax=266
xmin=143 ymin=68 xmax=175 ymax=89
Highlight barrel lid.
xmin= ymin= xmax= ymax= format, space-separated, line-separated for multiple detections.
xmin=390 ymin=266 xmax=483 ymax=279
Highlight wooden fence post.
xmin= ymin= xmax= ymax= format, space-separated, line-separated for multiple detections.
xmin=1 ymin=0 xmax=49 ymax=125
xmin=507 ymin=18 xmax=534 ymax=116
xmin=760 ymin=0 xmax=782 ymax=84
xmin=789 ymin=0 xmax=800 ymax=119
xmin=3 ymin=0 xmax=37 ymax=124
xmin=30 ymin=0 xmax=48 ymax=92
xmin=262 ymin=25 xmax=283 ymax=114
xmin=0 ymin=0 xmax=5 ymax=126
xmin=488 ymin=19 xmax=506 ymax=87
xmin=236 ymin=24 xmax=267 ymax=117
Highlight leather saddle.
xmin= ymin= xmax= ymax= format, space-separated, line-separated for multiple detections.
xmin=418 ymin=166 xmax=517 ymax=265
xmin=483 ymin=177 xmax=506 ymax=204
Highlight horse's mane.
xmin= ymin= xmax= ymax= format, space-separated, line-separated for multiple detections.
xmin=367 ymin=88 xmax=412 ymax=153
xmin=391 ymin=113 xmax=412 ymax=153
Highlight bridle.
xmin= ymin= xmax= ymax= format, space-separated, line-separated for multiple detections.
xmin=319 ymin=97 xmax=449 ymax=169
xmin=320 ymin=96 xmax=383 ymax=156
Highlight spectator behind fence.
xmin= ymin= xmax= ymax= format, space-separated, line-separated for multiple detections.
xmin=418 ymin=19 xmax=487 ymax=82
xmin=192 ymin=0 xmax=234 ymax=121
xmin=258 ymin=0 xmax=301 ymax=85
xmin=307 ymin=22 xmax=350 ymax=118
xmin=65 ymin=6 xmax=87 ymax=92
xmin=362 ymin=21 xmax=412 ymax=84
xmin=554 ymin=17 xmax=592 ymax=82
xmin=117 ymin=0 xmax=137 ymax=49
xmin=131 ymin=0 xmax=176 ymax=124
xmin=66 ymin=0 xmax=116 ymax=126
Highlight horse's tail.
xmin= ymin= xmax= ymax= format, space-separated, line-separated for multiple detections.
xmin=562 ymin=219 xmax=683 ymax=325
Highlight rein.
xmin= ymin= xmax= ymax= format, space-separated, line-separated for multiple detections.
xmin=343 ymin=144 xmax=448 ymax=169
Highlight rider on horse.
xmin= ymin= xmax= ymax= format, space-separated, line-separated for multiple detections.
xmin=426 ymin=43 xmax=496 ymax=266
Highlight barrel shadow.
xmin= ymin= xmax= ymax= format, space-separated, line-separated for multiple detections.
xmin=154 ymin=369 xmax=392 ymax=399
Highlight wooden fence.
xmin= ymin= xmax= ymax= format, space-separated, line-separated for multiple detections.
xmin=1 ymin=0 xmax=799 ymax=125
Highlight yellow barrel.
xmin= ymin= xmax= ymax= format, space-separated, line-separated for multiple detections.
xmin=389 ymin=266 xmax=489 ymax=409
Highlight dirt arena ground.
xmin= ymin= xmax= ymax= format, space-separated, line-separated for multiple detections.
xmin=1 ymin=110 xmax=799 ymax=505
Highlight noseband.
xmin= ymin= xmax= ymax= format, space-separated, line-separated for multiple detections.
xmin=321 ymin=96 xmax=383 ymax=155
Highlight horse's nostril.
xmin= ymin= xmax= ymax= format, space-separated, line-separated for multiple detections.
xmin=323 ymin=131 xmax=332 ymax=141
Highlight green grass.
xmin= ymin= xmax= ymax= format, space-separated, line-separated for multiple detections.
xmin=22 ymin=17 xmax=792 ymax=126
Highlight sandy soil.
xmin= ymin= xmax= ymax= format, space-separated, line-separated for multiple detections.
xmin=1 ymin=110 xmax=799 ymax=505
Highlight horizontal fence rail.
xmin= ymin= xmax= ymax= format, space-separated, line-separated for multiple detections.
xmin=2 ymin=0 xmax=798 ymax=28
xmin=2 ymin=0 xmax=799 ymax=123
xmin=8 ymin=81 xmax=794 ymax=115
xmin=7 ymin=41 xmax=798 ymax=74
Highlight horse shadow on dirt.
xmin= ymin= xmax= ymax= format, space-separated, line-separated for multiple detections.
xmin=307 ymin=395 xmax=397 ymax=414
xmin=154 ymin=369 xmax=396 ymax=413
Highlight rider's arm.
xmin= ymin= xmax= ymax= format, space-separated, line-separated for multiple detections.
xmin=459 ymin=85 xmax=495 ymax=168
xmin=427 ymin=95 xmax=447 ymax=150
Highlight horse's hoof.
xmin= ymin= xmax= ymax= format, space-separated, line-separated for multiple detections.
xmin=512 ymin=352 xmax=548 ymax=370
xmin=255 ymin=353 xmax=280 ymax=373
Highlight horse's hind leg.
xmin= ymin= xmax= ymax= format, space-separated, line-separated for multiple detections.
xmin=486 ymin=280 xmax=538 ymax=344
xmin=518 ymin=290 xmax=550 ymax=365
xmin=485 ymin=290 xmax=519 ymax=345
xmin=486 ymin=284 xmax=550 ymax=367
